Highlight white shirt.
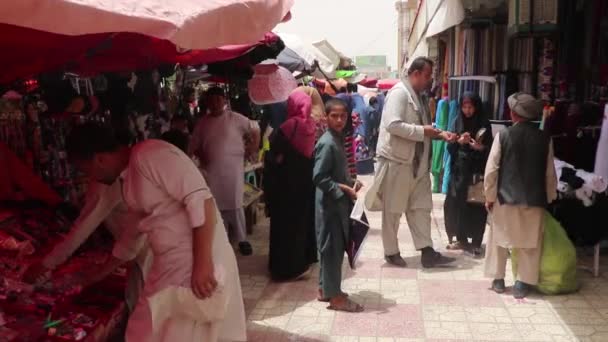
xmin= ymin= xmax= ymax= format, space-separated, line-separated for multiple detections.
xmin=189 ymin=110 xmax=254 ymax=210
xmin=43 ymin=180 xmax=151 ymax=276
xmin=119 ymin=139 xmax=246 ymax=341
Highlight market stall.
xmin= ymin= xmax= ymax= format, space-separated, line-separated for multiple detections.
xmin=0 ymin=1 xmax=294 ymax=340
xmin=0 ymin=204 xmax=127 ymax=342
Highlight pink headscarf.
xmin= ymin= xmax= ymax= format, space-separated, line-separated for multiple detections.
xmin=280 ymin=91 xmax=317 ymax=158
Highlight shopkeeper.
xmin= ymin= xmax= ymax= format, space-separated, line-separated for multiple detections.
xmin=0 ymin=141 xmax=63 ymax=206
xmin=62 ymin=122 xmax=245 ymax=341
xmin=23 ymin=177 xmax=153 ymax=311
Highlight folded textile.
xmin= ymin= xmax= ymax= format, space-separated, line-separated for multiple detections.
xmin=575 ymin=170 xmax=608 ymax=193
xmin=575 ymin=186 xmax=594 ymax=207
xmin=554 ymin=158 xmax=607 ymax=194
xmin=560 ymin=168 xmax=584 ymax=190
xmin=554 ymin=159 xmax=574 ymax=180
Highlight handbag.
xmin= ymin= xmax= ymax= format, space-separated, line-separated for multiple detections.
xmin=467 ymin=174 xmax=486 ymax=205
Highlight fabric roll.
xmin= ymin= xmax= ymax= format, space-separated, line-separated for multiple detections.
xmin=441 ymin=100 xmax=459 ymax=194
xmin=431 ymin=99 xmax=449 ymax=193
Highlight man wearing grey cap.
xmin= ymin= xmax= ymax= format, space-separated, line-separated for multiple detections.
xmin=483 ymin=93 xmax=557 ymax=299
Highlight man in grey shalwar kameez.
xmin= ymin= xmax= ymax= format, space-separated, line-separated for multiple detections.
xmin=365 ymin=57 xmax=457 ymax=268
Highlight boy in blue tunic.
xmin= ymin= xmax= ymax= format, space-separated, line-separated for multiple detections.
xmin=313 ymin=99 xmax=364 ymax=312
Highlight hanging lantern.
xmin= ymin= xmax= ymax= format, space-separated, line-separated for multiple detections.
xmin=248 ymin=62 xmax=297 ymax=105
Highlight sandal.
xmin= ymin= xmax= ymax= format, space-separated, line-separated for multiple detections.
xmin=472 ymin=247 xmax=483 ymax=258
xmin=446 ymin=241 xmax=467 ymax=250
xmin=318 ymin=290 xmax=348 ymax=302
xmin=327 ymin=297 xmax=364 ymax=313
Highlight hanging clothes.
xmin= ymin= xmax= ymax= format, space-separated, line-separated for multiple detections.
xmin=431 ymin=99 xmax=449 ymax=193
xmin=442 ymin=100 xmax=460 ymax=194
xmin=595 ymin=104 xmax=608 ymax=180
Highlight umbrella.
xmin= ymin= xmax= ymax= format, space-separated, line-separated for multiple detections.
xmin=377 ymin=79 xmax=400 ymax=91
xmin=0 ymin=0 xmax=293 ymax=50
xmin=248 ymin=63 xmax=297 ymax=105
xmin=276 ymin=46 xmax=311 ymax=73
xmin=0 ymin=24 xmax=281 ymax=83
xmin=276 ymin=33 xmax=336 ymax=77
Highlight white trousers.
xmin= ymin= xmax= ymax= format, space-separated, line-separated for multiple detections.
xmin=484 ymin=223 xmax=543 ymax=285
xmin=377 ymin=160 xmax=433 ymax=255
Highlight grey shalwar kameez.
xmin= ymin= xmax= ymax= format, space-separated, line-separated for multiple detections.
xmin=313 ymin=129 xmax=354 ymax=299
xmin=365 ymin=80 xmax=434 ymax=255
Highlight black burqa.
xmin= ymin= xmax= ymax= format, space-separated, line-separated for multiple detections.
xmin=444 ymin=92 xmax=493 ymax=248
xmin=264 ymin=130 xmax=317 ymax=281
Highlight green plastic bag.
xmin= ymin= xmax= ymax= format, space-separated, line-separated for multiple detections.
xmin=512 ymin=211 xmax=579 ymax=295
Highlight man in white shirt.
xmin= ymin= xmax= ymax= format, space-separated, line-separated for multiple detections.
xmin=23 ymin=166 xmax=152 ymax=311
xmin=190 ymin=87 xmax=260 ymax=256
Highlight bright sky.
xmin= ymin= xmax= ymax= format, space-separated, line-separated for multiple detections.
xmin=275 ymin=0 xmax=399 ymax=69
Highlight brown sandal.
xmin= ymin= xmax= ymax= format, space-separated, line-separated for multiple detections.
xmin=318 ymin=289 xmax=349 ymax=302
xmin=327 ymin=297 xmax=364 ymax=313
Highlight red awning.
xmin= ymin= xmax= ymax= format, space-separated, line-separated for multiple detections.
xmin=359 ymin=77 xmax=378 ymax=88
xmin=377 ymin=79 xmax=400 ymax=91
xmin=0 ymin=24 xmax=278 ymax=84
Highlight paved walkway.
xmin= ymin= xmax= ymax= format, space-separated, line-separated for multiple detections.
xmin=237 ymin=176 xmax=608 ymax=341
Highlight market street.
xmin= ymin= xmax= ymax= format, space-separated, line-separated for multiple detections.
xmin=239 ymin=176 xmax=608 ymax=342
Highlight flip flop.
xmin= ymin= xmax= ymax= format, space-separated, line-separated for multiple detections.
xmin=327 ymin=298 xmax=364 ymax=313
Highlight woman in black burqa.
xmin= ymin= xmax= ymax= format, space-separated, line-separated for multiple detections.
xmin=444 ymin=92 xmax=493 ymax=256
xmin=264 ymin=91 xmax=318 ymax=281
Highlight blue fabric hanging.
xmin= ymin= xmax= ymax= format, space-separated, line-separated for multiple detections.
xmin=442 ymin=100 xmax=460 ymax=194
xmin=431 ymin=99 xmax=449 ymax=193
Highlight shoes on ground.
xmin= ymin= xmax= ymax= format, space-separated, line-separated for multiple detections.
xmin=384 ymin=254 xmax=407 ymax=267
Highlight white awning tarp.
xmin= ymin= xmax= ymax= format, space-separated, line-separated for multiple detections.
xmin=0 ymin=0 xmax=294 ymax=50
xmin=406 ymin=0 xmax=464 ymax=68
xmin=426 ymin=0 xmax=465 ymax=38
xmin=276 ymin=33 xmax=336 ymax=77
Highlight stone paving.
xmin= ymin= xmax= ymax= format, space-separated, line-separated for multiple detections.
xmin=237 ymin=176 xmax=608 ymax=342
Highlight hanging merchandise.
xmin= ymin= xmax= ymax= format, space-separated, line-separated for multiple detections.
xmin=431 ymin=99 xmax=449 ymax=193
xmin=0 ymin=92 xmax=26 ymax=159
xmin=594 ymin=104 xmax=608 ymax=180
xmin=248 ymin=63 xmax=297 ymax=105
xmin=537 ymin=38 xmax=555 ymax=102
xmin=510 ymin=37 xmax=535 ymax=94
xmin=442 ymin=100 xmax=459 ymax=194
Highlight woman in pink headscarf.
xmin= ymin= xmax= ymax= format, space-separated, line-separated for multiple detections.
xmin=264 ymin=91 xmax=318 ymax=281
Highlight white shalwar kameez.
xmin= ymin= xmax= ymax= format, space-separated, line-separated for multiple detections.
xmin=190 ymin=110 xmax=256 ymax=243
xmin=119 ymin=140 xmax=246 ymax=342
